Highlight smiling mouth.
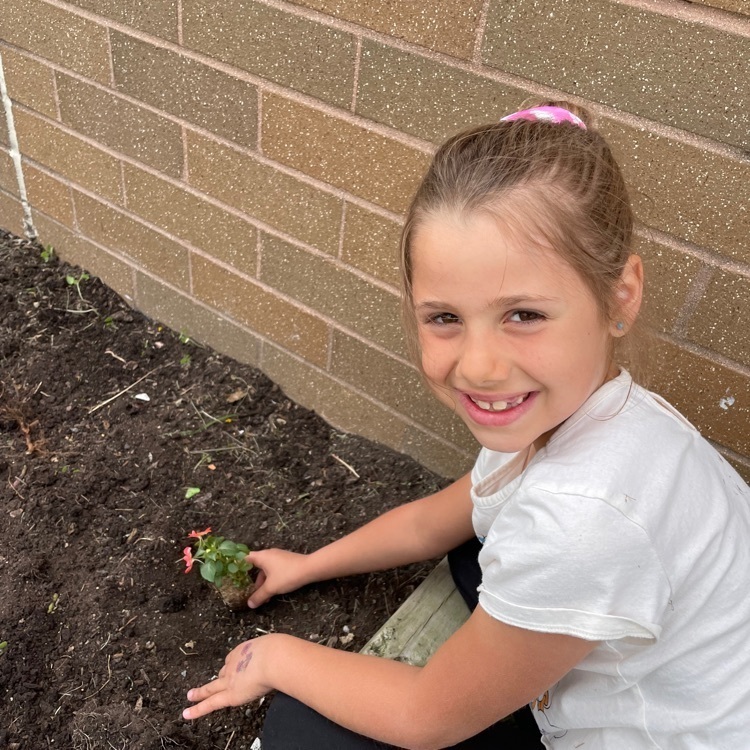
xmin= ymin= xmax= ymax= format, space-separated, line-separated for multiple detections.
xmin=468 ymin=394 xmax=529 ymax=412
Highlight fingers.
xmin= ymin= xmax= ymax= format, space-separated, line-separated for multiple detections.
xmin=248 ymin=572 xmax=270 ymax=608
xmin=244 ymin=549 xmax=271 ymax=567
xmin=187 ymin=677 xmax=226 ymax=702
xmin=183 ymin=690 xmax=230 ymax=720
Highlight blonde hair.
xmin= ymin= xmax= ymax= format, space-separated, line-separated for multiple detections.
xmin=400 ymin=100 xmax=643 ymax=373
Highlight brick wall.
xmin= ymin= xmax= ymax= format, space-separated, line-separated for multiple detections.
xmin=1 ymin=0 xmax=749 ymax=479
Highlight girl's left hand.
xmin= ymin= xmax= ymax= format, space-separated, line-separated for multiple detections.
xmin=183 ymin=636 xmax=274 ymax=720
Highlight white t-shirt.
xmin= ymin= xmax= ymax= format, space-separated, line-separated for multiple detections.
xmin=471 ymin=371 xmax=750 ymax=749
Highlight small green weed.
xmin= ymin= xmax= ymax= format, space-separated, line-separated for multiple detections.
xmin=47 ymin=593 xmax=60 ymax=614
xmin=66 ymin=271 xmax=90 ymax=294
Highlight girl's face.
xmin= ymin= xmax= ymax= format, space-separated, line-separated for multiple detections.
xmin=410 ymin=210 xmax=622 ymax=455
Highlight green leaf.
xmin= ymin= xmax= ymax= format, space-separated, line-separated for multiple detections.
xmin=218 ymin=541 xmax=236 ymax=554
xmin=200 ymin=560 xmax=216 ymax=582
xmin=228 ymin=563 xmax=238 ymax=574
xmin=213 ymin=561 xmax=225 ymax=576
xmin=214 ymin=574 xmax=223 ymax=588
xmin=184 ymin=487 xmax=201 ymax=499
xmin=236 ymin=544 xmax=250 ymax=554
xmin=234 ymin=550 xmax=247 ymax=561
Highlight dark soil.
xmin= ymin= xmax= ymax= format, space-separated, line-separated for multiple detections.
xmin=0 ymin=230 xmax=446 ymax=749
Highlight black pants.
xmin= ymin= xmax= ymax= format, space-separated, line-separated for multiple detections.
xmin=262 ymin=539 xmax=544 ymax=749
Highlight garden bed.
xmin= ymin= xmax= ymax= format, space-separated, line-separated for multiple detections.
xmin=0 ymin=230 xmax=445 ymax=749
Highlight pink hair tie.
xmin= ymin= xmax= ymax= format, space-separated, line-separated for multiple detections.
xmin=501 ymin=106 xmax=587 ymax=130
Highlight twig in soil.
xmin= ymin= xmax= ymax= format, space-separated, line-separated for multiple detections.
xmin=224 ymin=730 xmax=236 ymax=750
xmin=331 ymin=453 xmax=360 ymax=479
xmin=104 ymin=349 xmax=127 ymax=364
xmin=82 ymin=655 xmax=112 ymax=699
xmin=248 ymin=498 xmax=289 ymax=530
xmin=87 ymin=366 xmax=164 ymax=414
xmin=117 ymin=615 xmax=138 ymax=632
xmin=10 ymin=413 xmax=43 ymax=454
xmin=7 ymin=472 xmax=26 ymax=501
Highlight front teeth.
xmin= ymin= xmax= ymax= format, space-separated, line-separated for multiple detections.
xmin=472 ymin=395 xmax=526 ymax=412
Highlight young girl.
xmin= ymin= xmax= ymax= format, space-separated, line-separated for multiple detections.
xmin=183 ymin=102 xmax=750 ymax=749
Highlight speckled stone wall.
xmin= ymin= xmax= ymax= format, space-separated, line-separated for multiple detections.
xmin=1 ymin=0 xmax=749 ymax=479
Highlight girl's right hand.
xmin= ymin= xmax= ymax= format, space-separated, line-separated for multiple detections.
xmin=244 ymin=549 xmax=311 ymax=608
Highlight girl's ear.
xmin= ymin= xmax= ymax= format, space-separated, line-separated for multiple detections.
xmin=611 ymin=254 xmax=643 ymax=336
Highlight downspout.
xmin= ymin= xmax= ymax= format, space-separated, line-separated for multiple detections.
xmin=0 ymin=51 xmax=37 ymax=239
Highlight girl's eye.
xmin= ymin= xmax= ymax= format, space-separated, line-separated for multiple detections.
xmin=508 ymin=310 xmax=544 ymax=324
xmin=427 ymin=312 xmax=460 ymax=326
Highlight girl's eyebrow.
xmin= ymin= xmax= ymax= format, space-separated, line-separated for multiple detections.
xmin=488 ymin=294 xmax=559 ymax=308
xmin=415 ymin=295 xmax=558 ymax=311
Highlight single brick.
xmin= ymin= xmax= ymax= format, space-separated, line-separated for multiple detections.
xmin=483 ymin=0 xmax=750 ymax=149
xmin=32 ymin=212 xmax=135 ymax=301
xmin=0 ymin=46 xmax=57 ymax=119
xmin=111 ymin=32 xmax=258 ymax=147
xmin=192 ymin=255 xmax=330 ymax=367
xmin=63 ymin=0 xmax=179 ymax=42
xmin=57 ymin=74 xmax=184 ymax=177
xmin=134 ymin=272 xmax=263 ymax=367
xmin=75 ymin=191 xmax=190 ymax=290
xmin=342 ymin=203 xmax=402 ymax=286
xmin=688 ymin=0 xmax=748 ymax=14
xmin=0 ymin=190 xmax=25 ymax=236
xmin=262 ymin=343 xmax=410 ymax=451
xmin=685 ymin=269 xmax=750 ymax=368
xmin=601 ymin=119 xmax=750 ymax=263
xmin=0 ymin=149 xmax=18 ymax=196
xmin=2 ymin=0 xmax=110 ymax=84
xmin=401 ymin=424 xmax=475 ymax=478
xmin=357 ymin=41 xmax=525 ymax=144
xmin=182 ymin=0 xmax=356 ymax=107
xmin=186 ymin=131 xmax=341 ymax=254
xmin=330 ymin=330 xmax=476 ymax=448
xmin=123 ymin=164 xmax=258 ymax=272
xmin=288 ymin=0 xmax=484 ymax=59
xmin=14 ymin=109 xmax=123 ymax=204
xmin=647 ymin=339 xmax=750 ymax=458
xmin=263 ymin=94 xmax=431 ymax=214
xmin=25 ymin=164 xmax=75 ymax=228
xmin=0 ymin=105 xmax=9 ymax=146
xmin=637 ymin=237 xmax=703 ymax=334
xmin=259 ymin=233 xmax=405 ymax=356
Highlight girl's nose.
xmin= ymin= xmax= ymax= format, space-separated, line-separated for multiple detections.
xmin=455 ymin=334 xmax=511 ymax=386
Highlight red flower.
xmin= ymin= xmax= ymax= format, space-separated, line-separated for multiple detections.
xmin=188 ymin=527 xmax=212 ymax=539
xmin=182 ymin=546 xmax=194 ymax=573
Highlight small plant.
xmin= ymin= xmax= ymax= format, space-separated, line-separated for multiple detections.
xmin=182 ymin=528 xmax=255 ymax=610
xmin=185 ymin=487 xmax=201 ymax=499
xmin=0 ymin=640 xmax=8 ymax=656
xmin=64 ymin=270 xmax=97 ymax=315
xmin=66 ymin=271 xmax=90 ymax=297
xmin=40 ymin=244 xmax=55 ymax=262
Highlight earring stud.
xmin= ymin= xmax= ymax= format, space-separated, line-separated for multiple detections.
xmin=616 ymin=321 xmax=625 ymax=331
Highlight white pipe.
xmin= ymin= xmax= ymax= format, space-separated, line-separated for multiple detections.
xmin=0 ymin=51 xmax=36 ymax=239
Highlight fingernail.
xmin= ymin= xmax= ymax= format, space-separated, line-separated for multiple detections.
xmin=248 ymin=601 xmax=256 ymax=609
xmin=183 ymin=708 xmax=191 ymax=719
xmin=187 ymin=690 xmax=194 ymax=700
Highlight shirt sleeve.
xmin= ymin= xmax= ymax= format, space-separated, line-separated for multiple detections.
xmin=477 ymin=487 xmax=673 ymax=641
